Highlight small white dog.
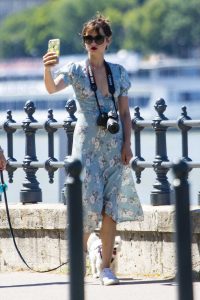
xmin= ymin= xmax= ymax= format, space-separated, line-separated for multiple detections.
xmin=87 ymin=233 xmax=122 ymax=278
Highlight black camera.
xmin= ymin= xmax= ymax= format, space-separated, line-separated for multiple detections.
xmin=96 ymin=111 xmax=119 ymax=134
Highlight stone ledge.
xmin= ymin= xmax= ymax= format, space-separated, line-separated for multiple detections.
xmin=0 ymin=203 xmax=67 ymax=230
xmin=0 ymin=203 xmax=199 ymax=233
xmin=0 ymin=203 xmax=199 ymax=277
xmin=117 ymin=205 xmax=200 ymax=234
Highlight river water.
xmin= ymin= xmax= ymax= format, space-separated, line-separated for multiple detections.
xmin=1 ymin=125 xmax=200 ymax=205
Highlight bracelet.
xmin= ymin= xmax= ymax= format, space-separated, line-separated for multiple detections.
xmin=0 ymin=146 xmax=4 ymax=153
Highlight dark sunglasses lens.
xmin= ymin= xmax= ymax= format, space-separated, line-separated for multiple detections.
xmin=83 ymin=35 xmax=105 ymax=45
xmin=95 ymin=35 xmax=105 ymax=45
xmin=83 ymin=36 xmax=93 ymax=44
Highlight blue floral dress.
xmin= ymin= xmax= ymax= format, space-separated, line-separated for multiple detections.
xmin=57 ymin=60 xmax=143 ymax=232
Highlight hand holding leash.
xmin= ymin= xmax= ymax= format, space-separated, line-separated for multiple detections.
xmin=0 ymin=147 xmax=7 ymax=171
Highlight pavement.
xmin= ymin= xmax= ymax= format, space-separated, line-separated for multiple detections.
xmin=0 ymin=272 xmax=199 ymax=300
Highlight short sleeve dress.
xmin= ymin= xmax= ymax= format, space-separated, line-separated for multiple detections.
xmin=57 ymin=60 xmax=143 ymax=232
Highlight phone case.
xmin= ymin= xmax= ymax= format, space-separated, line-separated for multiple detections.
xmin=48 ymin=39 xmax=60 ymax=56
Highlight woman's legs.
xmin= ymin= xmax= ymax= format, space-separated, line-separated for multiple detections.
xmin=99 ymin=212 xmax=116 ymax=269
xmin=84 ymin=212 xmax=118 ymax=284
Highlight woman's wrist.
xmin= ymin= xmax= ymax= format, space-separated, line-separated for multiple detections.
xmin=0 ymin=146 xmax=4 ymax=153
xmin=123 ymin=140 xmax=131 ymax=147
xmin=44 ymin=67 xmax=52 ymax=72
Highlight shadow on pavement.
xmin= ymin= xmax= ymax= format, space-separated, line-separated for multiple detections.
xmin=0 ymin=281 xmax=69 ymax=289
xmin=85 ymin=277 xmax=175 ymax=286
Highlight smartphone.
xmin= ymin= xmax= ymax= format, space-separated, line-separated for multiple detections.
xmin=48 ymin=39 xmax=60 ymax=56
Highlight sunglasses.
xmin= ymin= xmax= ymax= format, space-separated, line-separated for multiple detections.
xmin=83 ymin=35 xmax=105 ymax=45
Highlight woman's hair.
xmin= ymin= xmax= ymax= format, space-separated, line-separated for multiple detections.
xmin=81 ymin=12 xmax=112 ymax=37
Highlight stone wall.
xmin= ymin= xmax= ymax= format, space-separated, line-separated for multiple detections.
xmin=0 ymin=203 xmax=199 ymax=278
xmin=0 ymin=204 xmax=67 ymax=272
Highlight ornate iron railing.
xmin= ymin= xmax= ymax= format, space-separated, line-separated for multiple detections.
xmin=1 ymin=97 xmax=200 ymax=206
xmin=131 ymin=98 xmax=200 ymax=205
xmin=0 ymin=99 xmax=76 ymax=204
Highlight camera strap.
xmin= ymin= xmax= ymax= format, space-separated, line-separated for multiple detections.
xmin=87 ymin=60 xmax=117 ymax=115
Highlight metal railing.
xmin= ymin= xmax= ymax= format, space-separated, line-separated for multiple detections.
xmin=0 ymin=99 xmax=76 ymax=204
xmin=1 ymin=97 xmax=200 ymax=206
xmin=131 ymin=98 xmax=200 ymax=206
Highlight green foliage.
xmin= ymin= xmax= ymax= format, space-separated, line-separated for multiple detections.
xmin=0 ymin=11 xmax=29 ymax=57
xmin=0 ymin=0 xmax=200 ymax=58
xmin=162 ymin=0 xmax=200 ymax=57
xmin=123 ymin=0 xmax=200 ymax=57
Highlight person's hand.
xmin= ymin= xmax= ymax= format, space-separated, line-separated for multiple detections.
xmin=0 ymin=152 xmax=7 ymax=171
xmin=121 ymin=142 xmax=133 ymax=165
xmin=43 ymin=52 xmax=59 ymax=69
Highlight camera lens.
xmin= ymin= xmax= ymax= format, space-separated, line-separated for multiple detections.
xmin=107 ymin=120 xmax=119 ymax=134
xmin=107 ymin=111 xmax=119 ymax=134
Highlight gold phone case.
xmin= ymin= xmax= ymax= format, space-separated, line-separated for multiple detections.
xmin=48 ymin=39 xmax=60 ymax=56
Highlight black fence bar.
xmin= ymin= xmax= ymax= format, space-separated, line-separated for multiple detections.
xmin=61 ymin=99 xmax=77 ymax=204
xmin=177 ymin=106 xmax=192 ymax=163
xmin=65 ymin=158 xmax=84 ymax=300
xmin=44 ymin=109 xmax=58 ymax=183
xmin=3 ymin=110 xmax=17 ymax=184
xmin=132 ymin=106 xmax=145 ymax=183
xmin=131 ymin=160 xmax=200 ymax=169
xmin=151 ymin=99 xmax=171 ymax=205
xmin=172 ymin=160 xmax=193 ymax=300
xmin=20 ymin=101 xmax=42 ymax=204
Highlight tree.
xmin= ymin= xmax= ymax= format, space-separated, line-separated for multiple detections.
xmin=162 ymin=0 xmax=200 ymax=57
xmin=123 ymin=0 xmax=200 ymax=58
xmin=0 ymin=0 xmax=200 ymax=58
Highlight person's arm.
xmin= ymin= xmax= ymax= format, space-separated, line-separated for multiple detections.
xmin=118 ymin=96 xmax=133 ymax=165
xmin=0 ymin=147 xmax=7 ymax=170
xmin=43 ymin=52 xmax=67 ymax=94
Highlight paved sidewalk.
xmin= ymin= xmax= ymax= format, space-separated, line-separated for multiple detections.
xmin=0 ymin=272 xmax=199 ymax=300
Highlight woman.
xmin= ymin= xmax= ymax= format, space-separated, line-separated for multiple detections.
xmin=0 ymin=146 xmax=6 ymax=171
xmin=43 ymin=13 xmax=143 ymax=285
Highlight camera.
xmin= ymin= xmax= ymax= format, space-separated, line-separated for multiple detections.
xmin=96 ymin=111 xmax=119 ymax=134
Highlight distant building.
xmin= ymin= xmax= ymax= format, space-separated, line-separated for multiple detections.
xmin=0 ymin=0 xmax=47 ymax=21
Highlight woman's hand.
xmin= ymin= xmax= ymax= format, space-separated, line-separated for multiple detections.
xmin=0 ymin=152 xmax=7 ymax=171
xmin=43 ymin=52 xmax=66 ymax=94
xmin=121 ymin=142 xmax=133 ymax=165
xmin=43 ymin=51 xmax=58 ymax=68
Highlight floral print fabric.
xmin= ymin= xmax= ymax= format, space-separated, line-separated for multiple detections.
xmin=57 ymin=60 xmax=143 ymax=232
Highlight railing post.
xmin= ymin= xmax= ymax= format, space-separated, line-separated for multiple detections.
xmin=44 ymin=109 xmax=58 ymax=183
xmin=172 ymin=160 xmax=193 ymax=300
xmin=177 ymin=106 xmax=192 ymax=162
xmin=20 ymin=100 xmax=42 ymax=203
xmin=151 ymin=99 xmax=171 ymax=205
xmin=65 ymin=158 xmax=84 ymax=300
xmin=131 ymin=106 xmax=145 ymax=183
xmin=3 ymin=110 xmax=17 ymax=184
xmin=177 ymin=106 xmax=198 ymax=203
xmin=63 ymin=99 xmax=77 ymax=156
xmin=61 ymin=99 xmax=77 ymax=204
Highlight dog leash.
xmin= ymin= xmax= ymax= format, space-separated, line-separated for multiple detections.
xmin=0 ymin=170 xmax=69 ymax=273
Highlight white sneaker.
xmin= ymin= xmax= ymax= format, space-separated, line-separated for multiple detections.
xmin=100 ymin=268 xmax=119 ymax=286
